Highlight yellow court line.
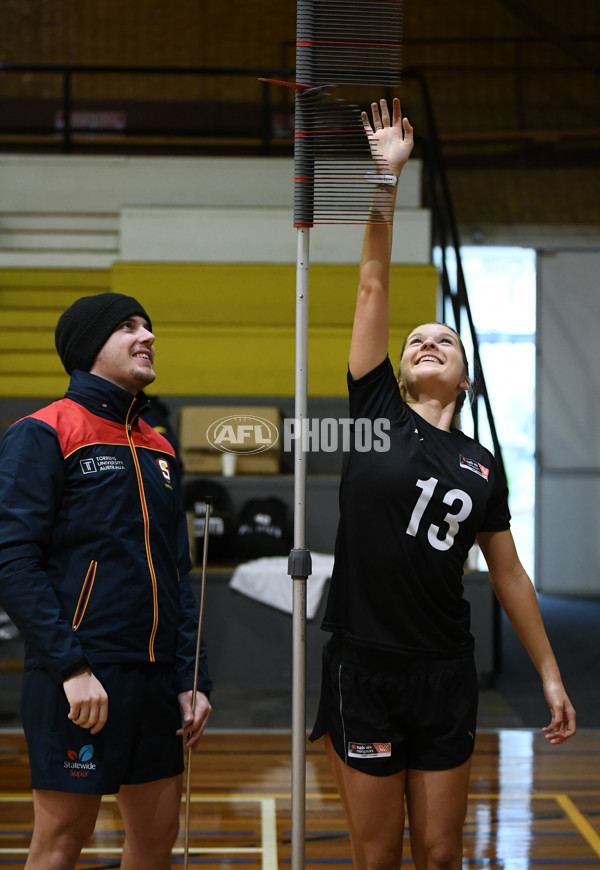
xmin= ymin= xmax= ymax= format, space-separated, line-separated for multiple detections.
xmin=0 ymin=793 xmax=279 ymax=870
xmin=555 ymin=794 xmax=600 ymax=859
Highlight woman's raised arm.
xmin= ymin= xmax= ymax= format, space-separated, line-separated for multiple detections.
xmin=349 ymin=97 xmax=414 ymax=379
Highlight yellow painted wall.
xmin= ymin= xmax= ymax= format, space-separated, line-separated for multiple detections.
xmin=0 ymin=270 xmax=111 ymax=398
xmin=0 ymin=263 xmax=438 ymax=398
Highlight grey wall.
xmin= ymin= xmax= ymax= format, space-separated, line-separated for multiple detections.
xmin=536 ymin=249 xmax=600 ymax=594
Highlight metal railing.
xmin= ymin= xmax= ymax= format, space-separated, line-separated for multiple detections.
xmin=0 ymin=63 xmax=296 ymax=153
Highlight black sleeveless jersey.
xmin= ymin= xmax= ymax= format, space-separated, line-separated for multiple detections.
xmin=321 ymin=356 xmax=511 ymax=657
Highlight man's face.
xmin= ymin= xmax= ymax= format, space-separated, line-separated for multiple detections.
xmin=89 ymin=315 xmax=156 ymax=394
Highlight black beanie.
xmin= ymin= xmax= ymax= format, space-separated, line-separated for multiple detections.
xmin=55 ymin=292 xmax=152 ymax=374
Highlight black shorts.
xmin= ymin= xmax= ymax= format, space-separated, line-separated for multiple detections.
xmin=22 ymin=662 xmax=185 ymax=795
xmin=310 ymin=634 xmax=478 ymax=776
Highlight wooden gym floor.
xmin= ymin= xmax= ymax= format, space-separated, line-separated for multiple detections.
xmin=0 ymin=728 xmax=599 ymax=868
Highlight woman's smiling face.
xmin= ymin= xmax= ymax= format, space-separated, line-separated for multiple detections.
xmin=398 ymin=323 xmax=470 ymax=402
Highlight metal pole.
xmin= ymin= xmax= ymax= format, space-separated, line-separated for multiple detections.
xmin=183 ymin=496 xmax=212 ymax=870
xmin=259 ymin=78 xmax=271 ymax=155
xmin=63 ymin=69 xmax=72 ymax=154
xmin=289 ymin=226 xmax=312 ymax=870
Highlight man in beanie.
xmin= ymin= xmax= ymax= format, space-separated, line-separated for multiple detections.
xmin=0 ymin=293 xmax=212 ymax=870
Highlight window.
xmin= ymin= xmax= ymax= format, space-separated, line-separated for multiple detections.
xmin=437 ymin=246 xmax=536 ymax=580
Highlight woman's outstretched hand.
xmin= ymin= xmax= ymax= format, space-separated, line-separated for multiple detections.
xmin=362 ymin=97 xmax=414 ymax=178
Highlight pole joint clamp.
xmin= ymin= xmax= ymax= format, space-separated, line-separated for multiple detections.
xmin=288 ymin=547 xmax=313 ymax=580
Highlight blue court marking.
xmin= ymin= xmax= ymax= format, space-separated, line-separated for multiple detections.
xmin=288 ymin=830 xmax=586 ymax=844
xmin=283 ymin=831 xmax=350 ymax=840
xmin=461 ymin=860 xmax=598 ymax=865
xmin=0 ymin=830 xmax=258 ymax=837
xmin=170 ymin=860 xmax=258 ymax=865
xmin=289 ymin=829 xmax=582 ymax=839
xmin=463 ymin=829 xmax=580 ymax=837
xmin=108 ymin=830 xmax=257 ymax=836
xmin=285 ymin=858 xmax=599 ymax=866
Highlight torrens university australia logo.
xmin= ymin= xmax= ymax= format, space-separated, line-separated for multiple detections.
xmin=64 ymin=744 xmax=96 ymax=778
xmin=207 ymin=415 xmax=279 ymax=455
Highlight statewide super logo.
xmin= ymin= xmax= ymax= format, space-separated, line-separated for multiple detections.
xmin=207 ymin=415 xmax=279 ymax=455
xmin=64 ymin=743 xmax=97 ymax=778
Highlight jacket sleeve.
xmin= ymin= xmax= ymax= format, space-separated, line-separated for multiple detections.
xmin=0 ymin=419 xmax=88 ymax=684
xmin=173 ymin=487 xmax=212 ymax=696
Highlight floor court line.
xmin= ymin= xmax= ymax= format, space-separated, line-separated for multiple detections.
xmin=0 ymin=794 xmax=278 ymax=869
xmin=0 ymin=790 xmax=598 ymax=866
xmin=554 ymin=794 xmax=600 ymax=859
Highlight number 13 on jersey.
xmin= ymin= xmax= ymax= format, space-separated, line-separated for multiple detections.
xmin=406 ymin=477 xmax=473 ymax=552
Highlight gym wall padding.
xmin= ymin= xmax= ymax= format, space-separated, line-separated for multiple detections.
xmin=0 ymin=263 xmax=438 ymax=398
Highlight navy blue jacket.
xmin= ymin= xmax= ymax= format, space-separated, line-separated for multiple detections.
xmin=0 ymin=371 xmax=211 ymax=695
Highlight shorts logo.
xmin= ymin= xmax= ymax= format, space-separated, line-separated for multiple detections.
xmin=156 ymin=458 xmax=171 ymax=482
xmin=459 ymin=455 xmax=489 ymax=481
xmin=348 ymin=741 xmax=391 ymax=759
xmin=80 ymin=458 xmax=97 ymax=474
xmin=64 ymin=743 xmax=97 ymax=777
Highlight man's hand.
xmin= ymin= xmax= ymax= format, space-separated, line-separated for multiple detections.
xmin=63 ymin=668 xmax=109 ymax=734
xmin=177 ymin=690 xmax=212 ymax=750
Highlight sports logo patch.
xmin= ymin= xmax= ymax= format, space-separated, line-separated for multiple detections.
xmin=347 ymin=741 xmax=391 ymax=759
xmin=156 ymin=458 xmax=171 ymax=482
xmin=459 ymin=455 xmax=489 ymax=481
xmin=63 ymin=743 xmax=97 ymax=778
xmin=81 ymin=456 xmax=125 ymax=474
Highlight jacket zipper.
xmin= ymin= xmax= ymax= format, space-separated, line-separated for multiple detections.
xmin=126 ymin=400 xmax=159 ymax=661
xmin=72 ymin=560 xmax=98 ymax=630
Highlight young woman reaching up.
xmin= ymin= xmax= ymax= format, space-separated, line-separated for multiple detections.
xmin=310 ymin=97 xmax=576 ymax=870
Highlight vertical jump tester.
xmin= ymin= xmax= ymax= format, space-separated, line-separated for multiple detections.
xmin=182 ymin=5 xmax=404 ymax=865
xmin=289 ymin=3 xmax=403 ymax=867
